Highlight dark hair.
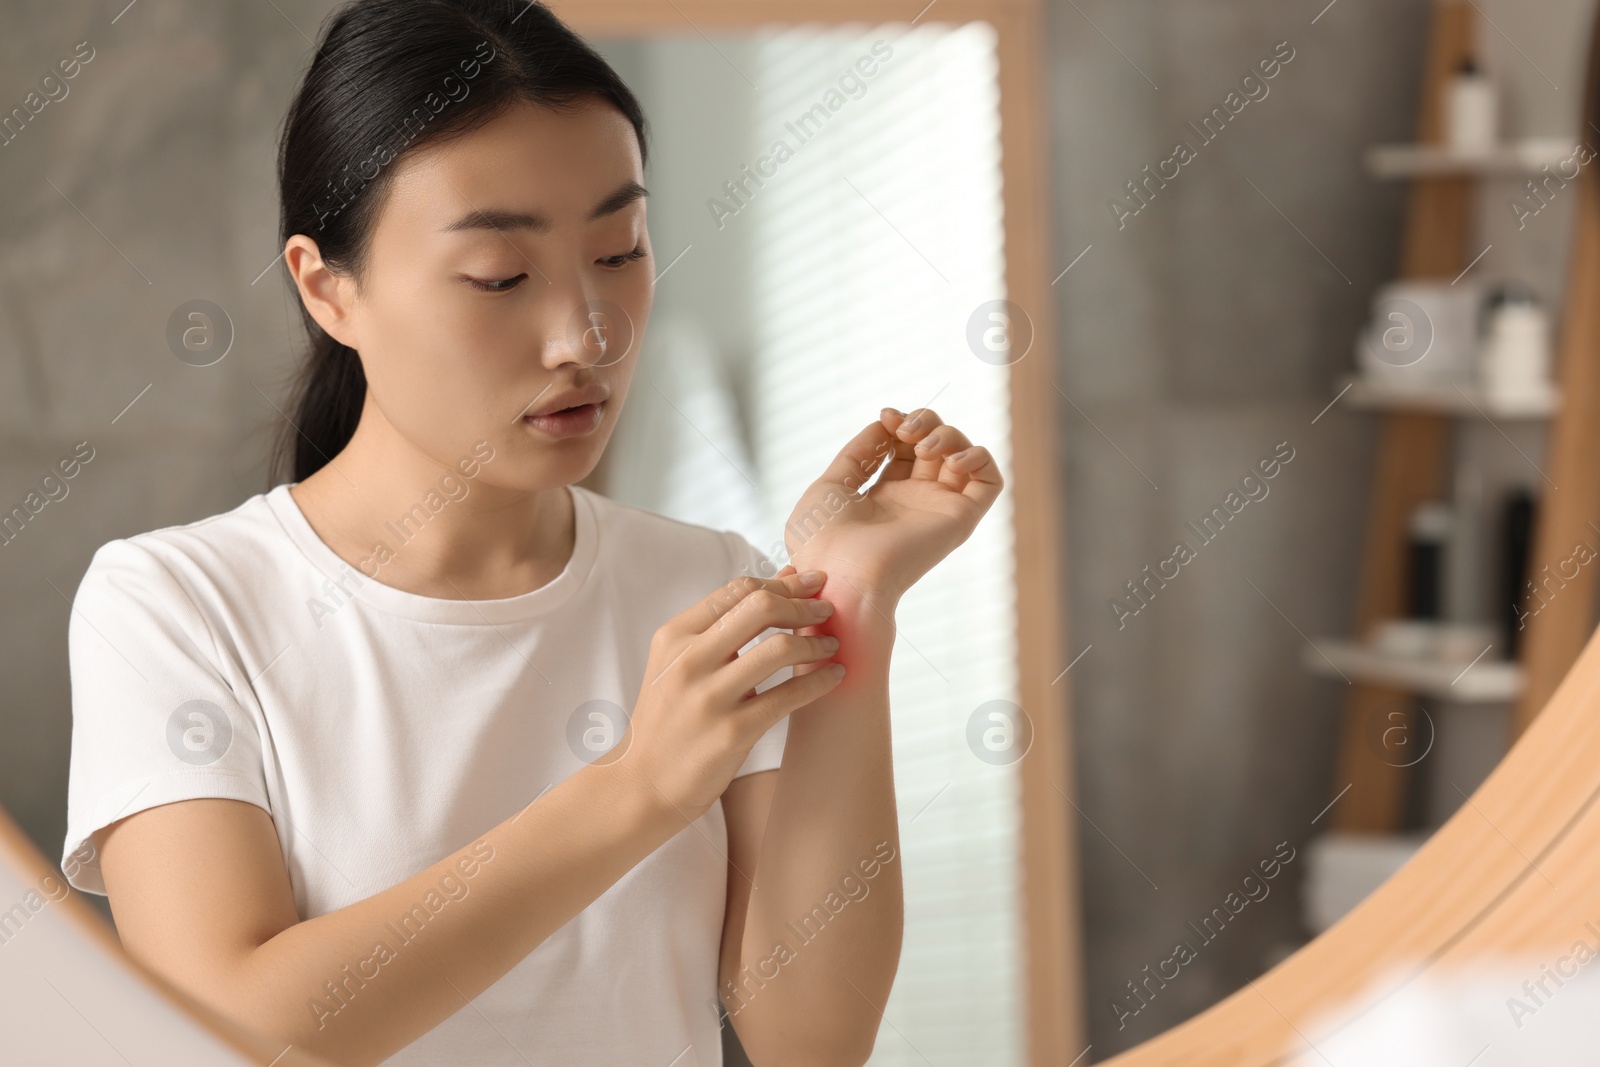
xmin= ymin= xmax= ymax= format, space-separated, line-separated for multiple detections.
xmin=269 ymin=0 xmax=649 ymax=485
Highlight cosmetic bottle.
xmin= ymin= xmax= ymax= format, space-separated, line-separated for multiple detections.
xmin=1502 ymin=488 xmax=1535 ymax=657
xmin=1446 ymin=57 xmax=1497 ymax=154
xmin=1408 ymin=501 xmax=1453 ymax=621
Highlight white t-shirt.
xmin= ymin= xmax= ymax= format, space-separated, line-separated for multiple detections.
xmin=61 ymin=481 xmax=791 ymax=1066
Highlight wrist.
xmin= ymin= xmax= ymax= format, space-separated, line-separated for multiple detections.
xmin=822 ymin=579 xmax=900 ymax=627
xmin=809 ymin=578 xmax=899 ymax=670
xmin=590 ymin=748 xmax=693 ymax=839
xmin=786 ymin=562 xmax=902 ymax=615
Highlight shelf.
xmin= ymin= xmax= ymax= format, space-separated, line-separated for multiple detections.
xmin=1339 ymin=375 xmax=1560 ymax=419
xmin=1302 ymin=639 xmax=1523 ymax=702
xmin=1364 ymin=136 xmax=1580 ymax=179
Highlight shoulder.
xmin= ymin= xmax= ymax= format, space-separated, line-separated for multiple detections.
xmin=573 ymin=485 xmax=781 ymax=595
xmin=74 ymin=491 xmax=282 ymax=615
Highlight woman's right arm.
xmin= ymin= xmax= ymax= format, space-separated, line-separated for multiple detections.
xmin=95 ymin=570 xmax=842 ymax=1067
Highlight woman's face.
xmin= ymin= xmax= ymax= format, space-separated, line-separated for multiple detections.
xmin=336 ymin=96 xmax=651 ymax=490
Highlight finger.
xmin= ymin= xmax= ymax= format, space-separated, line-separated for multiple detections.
xmin=677 ymin=570 xmax=824 ymax=640
xmin=948 ymin=445 xmax=1003 ymax=511
xmin=714 ymin=630 xmax=841 ymax=702
xmin=913 ymin=423 xmax=971 ymax=482
xmin=871 ymin=408 xmax=919 ymax=482
xmin=894 ymin=407 xmax=944 ymax=446
xmin=819 ymin=417 xmax=898 ymax=494
xmin=885 ymin=407 xmax=942 ymax=481
xmin=694 ymin=582 xmax=835 ymax=663
xmin=740 ymin=661 xmax=846 ymax=726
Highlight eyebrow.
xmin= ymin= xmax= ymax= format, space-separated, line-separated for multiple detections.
xmin=440 ymin=180 xmax=648 ymax=234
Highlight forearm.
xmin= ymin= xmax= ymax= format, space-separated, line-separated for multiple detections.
xmin=226 ymin=757 xmax=684 ymax=1067
xmin=735 ymin=586 xmax=906 ymax=1065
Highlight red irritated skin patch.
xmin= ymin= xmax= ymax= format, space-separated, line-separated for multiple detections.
xmin=777 ymin=567 xmax=898 ymax=696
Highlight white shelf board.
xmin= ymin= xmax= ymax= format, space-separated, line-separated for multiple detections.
xmin=1364 ymin=136 xmax=1580 ymax=179
xmin=1339 ymin=375 xmax=1559 ymax=419
xmin=1302 ymin=639 xmax=1523 ymax=702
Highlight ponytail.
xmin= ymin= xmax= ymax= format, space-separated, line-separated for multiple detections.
xmin=272 ymin=329 xmax=367 ymax=484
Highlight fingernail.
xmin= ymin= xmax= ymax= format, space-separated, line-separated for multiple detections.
xmin=821 ymin=635 xmax=841 ymax=650
xmin=883 ymin=406 xmax=904 ymax=418
xmin=830 ymin=663 xmax=847 ymax=678
xmin=811 ymin=598 xmax=835 ymax=617
xmin=949 ymin=448 xmax=970 ymax=463
xmin=799 ymin=569 xmax=825 ymax=587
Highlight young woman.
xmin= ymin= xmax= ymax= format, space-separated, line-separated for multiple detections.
xmin=60 ymin=2 xmax=1001 ymax=1065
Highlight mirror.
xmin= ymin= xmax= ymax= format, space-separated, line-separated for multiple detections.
xmin=10 ymin=0 xmax=1600 ymax=1063
xmin=0 ymin=1 xmax=1072 ymax=1065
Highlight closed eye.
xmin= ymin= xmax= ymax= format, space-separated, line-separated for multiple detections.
xmin=601 ymin=244 xmax=649 ymax=269
xmin=465 ymin=274 xmax=528 ymax=293
xmin=464 ymin=244 xmax=647 ymax=293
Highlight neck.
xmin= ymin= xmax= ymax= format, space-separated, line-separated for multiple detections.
xmin=288 ymin=399 xmax=575 ymax=601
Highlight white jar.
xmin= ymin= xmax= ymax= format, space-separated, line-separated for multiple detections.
xmin=1480 ymin=299 xmax=1552 ymax=404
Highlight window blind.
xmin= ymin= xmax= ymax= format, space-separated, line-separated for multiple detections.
xmin=744 ymin=22 xmax=1023 ymax=1065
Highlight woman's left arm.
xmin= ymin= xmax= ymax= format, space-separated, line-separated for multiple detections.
xmin=720 ymin=407 xmax=1002 ymax=1067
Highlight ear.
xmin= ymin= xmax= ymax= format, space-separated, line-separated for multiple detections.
xmin=284 ymin=234 xmax=360 ymax=349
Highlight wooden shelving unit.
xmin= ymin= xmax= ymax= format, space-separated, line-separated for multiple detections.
xmin=1318 ymin=0 xmax=1600 ymax=834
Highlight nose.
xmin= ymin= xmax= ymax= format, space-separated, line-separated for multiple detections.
xmin=545 ymin=297 xmax=635 ymax=371
xmin=540 ymin=335 xmax=583 ymax=370
xmin=539 ymin=264 xmax=634 ymax=371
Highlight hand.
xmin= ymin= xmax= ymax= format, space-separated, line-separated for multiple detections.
xmin=608 ymin=570 xmax=843 ymax=822
xmin=783 ymin=407 xmax=1003 ymax=603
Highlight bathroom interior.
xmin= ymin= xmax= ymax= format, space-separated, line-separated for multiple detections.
xmin=5 ymin=0 xmax=1600 ymax=1063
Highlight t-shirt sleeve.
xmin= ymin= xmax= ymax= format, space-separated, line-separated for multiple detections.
xmin=60 ymin=538 xmax=271 ymax=896
xmin=723 ymin=532 xmax=791 ymax=778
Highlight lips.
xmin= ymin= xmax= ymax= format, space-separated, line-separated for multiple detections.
xmin=523 ymin=384 xmax=609 ymax=419
xmin=519 ymin=383 xmax=609 ymax=440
